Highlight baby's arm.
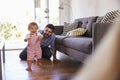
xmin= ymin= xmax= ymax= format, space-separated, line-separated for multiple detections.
xmin=38 ymin=33 xmax=43 ymax=40
xmin=24 ymin=34 xmax=30 ymax=42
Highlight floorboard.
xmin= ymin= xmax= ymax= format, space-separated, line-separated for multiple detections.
xmin=3 ymin=50 xmax=82 ymax=80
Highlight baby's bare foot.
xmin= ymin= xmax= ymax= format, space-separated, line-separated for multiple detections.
xmin=26 ymin=68 xmax=32 ymax=71
xmin=37 ymin=62 xmax=42 ymax=67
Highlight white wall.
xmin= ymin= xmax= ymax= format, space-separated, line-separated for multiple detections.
xmin=98 ymin=0 xmax=120 ymax=15
xmin=70 ymin=0 xmax=120 ymax=21
xmin=59 ymin=0 xmax=120 ymax=24
xmin=59 ymin=0 xmax=71 ymax=24
xmin=70 ymin=0 xmax=98 ymax=21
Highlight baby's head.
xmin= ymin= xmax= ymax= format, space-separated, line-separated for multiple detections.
xmin=28 ymin=22 xmax=39 ymax=33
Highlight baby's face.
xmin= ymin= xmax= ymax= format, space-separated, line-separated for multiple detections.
xmin=29 ymin=25 xmax=38 ymax=33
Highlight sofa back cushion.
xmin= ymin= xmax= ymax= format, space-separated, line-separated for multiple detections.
xmin=74 ymin=16 xmax=98 ymax=37
xmin=54 ymin=25 xmax=64 ymax=35
xmin=101 ymin=10 xmax=120 ymax=23
xmin=66 ymin=28 xmax=87 ymax=37
xmin=62 ymin=22 xmax=79 ymax=35
xmin=96 ymin=17 xmax=103 ymax=23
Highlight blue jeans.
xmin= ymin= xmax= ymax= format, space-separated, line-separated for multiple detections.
xmin=19 ymin=46 xmax=52 ymax=60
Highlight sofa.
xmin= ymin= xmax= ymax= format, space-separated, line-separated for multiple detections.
xmin=54 ymin=16 xmax=112 ymax=63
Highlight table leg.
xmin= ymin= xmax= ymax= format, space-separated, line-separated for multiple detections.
xmin=3 ymin=44 xmax=5 ymax=63
xmin=0 ymin=50 xmax=3 ymax=80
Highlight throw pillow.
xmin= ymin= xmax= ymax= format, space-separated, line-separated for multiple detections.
xmin=101 ymin=10 xmax=120 ymax=23
xmin=66 ymin=28 xmax=87 ymax=37
xmin=62 ymin=22 xmax=79 ymax=35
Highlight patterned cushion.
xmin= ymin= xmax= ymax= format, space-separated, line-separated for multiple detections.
xmin=62 ymin=22 xmax=79 ymax=35
xmin=101 ymin=10 xmax=120 ymax=23
xmin=66 ymin=28 xmax=87 ymax=37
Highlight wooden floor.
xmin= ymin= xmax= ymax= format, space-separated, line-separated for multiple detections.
xmin=3 ymin=50 xmax=82 ymax=80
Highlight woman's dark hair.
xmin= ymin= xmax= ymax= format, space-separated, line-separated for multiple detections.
xmin=46 ymin=24 xmax=55 ymax=31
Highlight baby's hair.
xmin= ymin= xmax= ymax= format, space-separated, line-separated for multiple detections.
xmin=28 ymin=22 xmax=38 ymax=30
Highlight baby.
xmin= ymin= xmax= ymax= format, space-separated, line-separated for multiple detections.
xmin=24 ymin=22 xmax=43 ymax=71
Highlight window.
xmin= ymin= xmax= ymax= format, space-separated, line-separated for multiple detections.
xmin=0 ymin=0 xmax=59 ymax=50
xmin=36 ymin=0 xmax=59 ymax=29
xmin=0 ymin=0 xmax=34 ymax=49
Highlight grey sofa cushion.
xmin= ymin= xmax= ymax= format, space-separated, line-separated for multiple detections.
xmin=62 ymin=37 xmax=92 ymax=54
xmin=96 ymin=16 xmax=103 ymax=23
xmin=54 ymin=25 xmax=64 ymax=35
xmin=74 ymin=16 xmax=98 ymax=37
xmin=101 ymin=10 xmax=120 ymax=23
xmin=62 ymin=22 xmax=79 ymax=35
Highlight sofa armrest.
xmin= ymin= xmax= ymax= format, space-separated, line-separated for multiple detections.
xmin=92 ymin=23 xmax=112 ymax=50
xmin=54 ymin=25 xmax=64 ymax=35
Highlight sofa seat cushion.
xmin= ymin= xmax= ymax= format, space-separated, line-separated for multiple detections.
xmin=55 ymin=35 xmax=68 ymax=45
xmin=63 ymin=37 xmax=92 ymax=54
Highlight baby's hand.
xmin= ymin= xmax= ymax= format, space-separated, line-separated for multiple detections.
xmin=24 ymin=38 xmax=30 ymax=42
xmin=38 ymin=35 xmax=43 ymax=40
xmin=24 ymin=34 xmax=30 ymax=42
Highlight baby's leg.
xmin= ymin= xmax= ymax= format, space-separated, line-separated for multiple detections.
xmin=26 ymin=51 xmax=34 ymax=71
xmin=36 ymin=49 xmax=42 ymax=66
xmin=26 ymin=60 xmax=33 ymax=71
xmin=37 ymin=59 xmax=42 ymax=66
